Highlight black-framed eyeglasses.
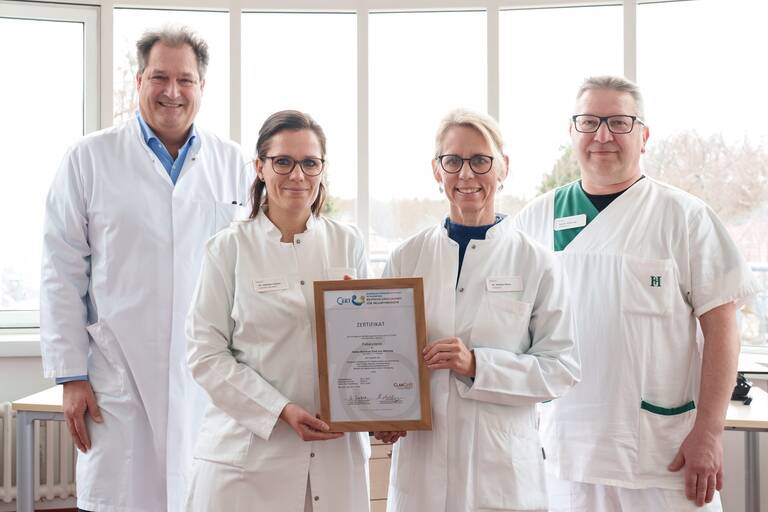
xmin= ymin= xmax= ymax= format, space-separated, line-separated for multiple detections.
xmin=436 ymin=154 xmax=494 ymax=175
xmin=264 ymin=155 xmax=325 ymax=176
xmin=572 ymin=114 xmax=645 ymax=134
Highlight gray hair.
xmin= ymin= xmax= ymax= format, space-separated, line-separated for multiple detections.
xmin=136 ymin=25 xmax=209 ymax=79
xmin=434 ymin=108 xmax=506 ymax=164
xmin=576 ymin=75 xmax=645 ymax=119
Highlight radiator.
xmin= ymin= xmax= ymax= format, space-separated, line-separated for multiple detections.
xmin=0 ymin=402 xmax=76 ymax=504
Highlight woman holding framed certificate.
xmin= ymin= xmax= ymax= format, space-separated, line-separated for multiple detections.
xmin=376 ymin=109 xmax=581 ymax=512
xmin=184 ymin=111 xmax=370 ymax=511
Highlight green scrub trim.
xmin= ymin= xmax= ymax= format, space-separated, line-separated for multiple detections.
xmin=640 ymin=399 xmax=696 ymax=416
xmin=553 ymin=181 xmax=599 ymax=252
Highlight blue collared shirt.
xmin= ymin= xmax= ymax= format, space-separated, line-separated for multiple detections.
xmin=445 ymin=214 xmax=506 ymax=281
xmin=56 ymin=375 xmax=88 ymax=384
xmin=136 ymin=110 xmax=197 ymax=185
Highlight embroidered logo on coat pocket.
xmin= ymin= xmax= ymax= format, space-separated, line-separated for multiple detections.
xmin=621 ymin=256 xmax=675 ymax=316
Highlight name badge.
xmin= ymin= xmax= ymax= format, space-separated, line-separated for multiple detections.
xmin=486 ymin=277 xmax=523 ymax=292
xmin=554 ymin=214 xmax=587 ymax=231
xmin=254 ymin=278 xmax=289 ymax=292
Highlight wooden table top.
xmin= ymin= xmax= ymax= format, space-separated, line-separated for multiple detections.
xmin=12 ymin=386 xmax=62 ymax=413
xmin=726 ymin=387 xmax=768 ymax=430
xmin=738 ymin=352 xmax=768 ymax=374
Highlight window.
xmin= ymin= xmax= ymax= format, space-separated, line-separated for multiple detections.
xmin=241 ymin=12 xmax=357 ymax=223
xmin=499 ymin=5 xmax=623 ymax=213
xmin=3 ymin=1 xmax=765 ymax=346
xmin=0 ymin=1 xmax=97 ymax=328
xmin=113 ymin=8 xmax=229 ymax=137
xmin=369 ymin=10 xmax=486 ymax=273
xmin=638 ymin=0 xmax=768 ymax=347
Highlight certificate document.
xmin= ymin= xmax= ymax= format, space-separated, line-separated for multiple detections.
xmin=314 ymin=278 xmax=432 ymax=432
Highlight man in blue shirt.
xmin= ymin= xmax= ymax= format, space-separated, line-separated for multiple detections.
xmin=41 ymin=26 xmax=250 ymax=512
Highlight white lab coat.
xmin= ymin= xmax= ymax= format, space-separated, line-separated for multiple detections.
xmin=383 ymin=216 xmax=580 ymax=512
xmin=512 ymin=177 xmax=760 ymax=490
xmin=185 ymin=213 xmax=371 ymax=512
xmin=40 ymin=117 xmax=251 ymax=512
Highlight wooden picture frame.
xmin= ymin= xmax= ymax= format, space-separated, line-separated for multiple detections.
xmin=314 ymin=277 xmax=432 ymax=432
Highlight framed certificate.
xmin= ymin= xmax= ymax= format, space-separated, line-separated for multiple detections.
xmin=314 ymin=278 xmax=432 ymax=432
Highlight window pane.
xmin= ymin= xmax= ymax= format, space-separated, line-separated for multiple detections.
xmin=113 ymin=8 xmax=229 ymax=137
xmin=242 ymin=12 xmax=356 ymax=224
xmin=370 ymin=10 xmax=486 ymax=272
xmin=499 ymin=5 xmax=622 ymax=209
xmin=638 ymin=0 xmax=768 ymax=347
xmin=0 ymin=18 xmax=84 ymax=314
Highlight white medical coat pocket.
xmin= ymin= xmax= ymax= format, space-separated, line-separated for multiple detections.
xmin=475 ymin=408 xmax=547 ymax=510
xmin=194 ymin=411 xmax=253 ymax=468
xmin=471 ymin=294 xmax=532 ymax=352
xmin=621 ymin=256 xmax=675 ymax=316
xmin=236 ymin=274 xmax=306 ymax=336
xmin=86 ymin=321 xmax=127 ymax=396
xmin=637 ymin=402 xmax=696 ymax=480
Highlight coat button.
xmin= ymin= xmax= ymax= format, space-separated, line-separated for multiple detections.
xmin=471 ymin=244 xmax=476 ymax=249
xmin=296 ymin=239 xmax=302 ymax=244
xmin=314 ymin=496 xmax=319 ymax=501
xmin=459 ymin=287 xmax=464 ymax=293
xmin=310 ymin=452 xmax=315 ymax=457
xmin=300 ymin=280 xmax=306 ymax=285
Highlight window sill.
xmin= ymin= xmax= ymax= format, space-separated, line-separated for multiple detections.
xmin=0 ymin=331 xmax=41 ymax=357
xmin=741 ymin=344 xmax=768 ymax=355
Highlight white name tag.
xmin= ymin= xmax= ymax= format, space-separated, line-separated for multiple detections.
xmin=554 ymin=214 xmax=587 ymax=231
xmin=254 ymin=278 xmax=289 ymax=292
xmin=486 ymin=277 xmax=523 ymax=292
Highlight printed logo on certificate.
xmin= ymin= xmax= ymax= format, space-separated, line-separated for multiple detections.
xmin=314 ymin=278 xmax=432 ymax=432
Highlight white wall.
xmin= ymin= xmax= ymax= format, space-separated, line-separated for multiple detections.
xmin=0 ymin=356 xmax=49 ymax=403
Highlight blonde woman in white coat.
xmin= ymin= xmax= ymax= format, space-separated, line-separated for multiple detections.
xmin=185 ymin=110 xmax=370 ymax=512
xmin=375 ymin=109 xmax=581 ymax=512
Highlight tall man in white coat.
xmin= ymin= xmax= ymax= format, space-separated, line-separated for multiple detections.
xmin=40 ymin=26 xmax=251 ymax=512
xmin=513 ymin=75 xmax=760 ymax=511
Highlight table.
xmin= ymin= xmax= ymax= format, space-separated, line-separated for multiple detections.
xmin=726 ymin=386 xmax=768 ymax=512
xmin=11 ymin=386 xmax=63 ymax=512
xmin=738 ymin=352 xmax=768 ymax=375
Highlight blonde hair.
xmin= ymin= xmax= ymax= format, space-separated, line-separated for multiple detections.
xmin=434 ymin=108 xmax=505 ymax=165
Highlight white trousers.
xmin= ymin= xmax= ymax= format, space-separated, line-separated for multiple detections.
xmin=547 ymin=475 xmax=723 ymax=512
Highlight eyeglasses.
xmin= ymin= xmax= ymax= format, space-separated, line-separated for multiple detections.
xmin=436 ymin=154 xmax=494 ymax=175
xmin=264 ymin=155 xmax=325 ymax=176
xmin=572 ymin=115 xmax=645 ymax=134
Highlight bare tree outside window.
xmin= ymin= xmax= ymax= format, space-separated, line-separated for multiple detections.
xmin=113 ymin=45 xmax=138 ymax=124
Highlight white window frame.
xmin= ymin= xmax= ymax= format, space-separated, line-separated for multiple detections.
xmin=3 ymin=0 xmax=766 ymax=356
xmin=0 ymin=0 xmax=99 ymax=329
xmin=16 ymin=0 xmax=637 ymax=263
